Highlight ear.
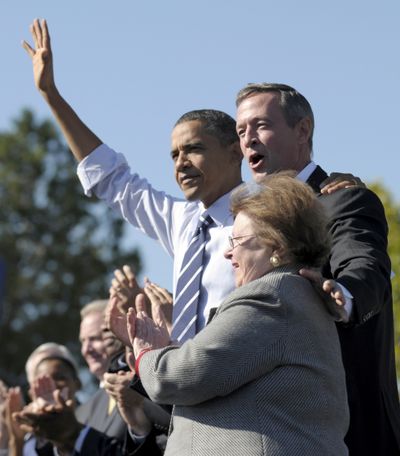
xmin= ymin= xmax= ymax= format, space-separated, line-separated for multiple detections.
xmin=295 ymin=117 xmax=312 ymax=146
xmin=228 ymin=141 xmax=243 ymax=166
xmin=274 ymin=246 xmax=291 ymax=265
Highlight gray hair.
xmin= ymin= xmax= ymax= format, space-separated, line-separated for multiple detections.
xmin=25 ymin=342 xmax=79 ymax=384
xmin=80 ymin=299 xmax=108 ymax=320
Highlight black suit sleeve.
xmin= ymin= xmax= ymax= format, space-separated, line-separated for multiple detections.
xmin=78 ymin=427 xmax=162 ymax=456
xmin=320 ymin=187 xmax=392 ymax=326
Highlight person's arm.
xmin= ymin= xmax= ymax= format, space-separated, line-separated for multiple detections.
xmin=103 ymin=371 xmax=152 ymax=437
xmin=321 ymin=187 xmax=391 ymax=325
xmin=22 ymin=19 xmax=102 ymax=162
xmin=298 ymin=268 xmax=351 ymax=322
xmin=133 ymin=280 xmax=287 ymax=406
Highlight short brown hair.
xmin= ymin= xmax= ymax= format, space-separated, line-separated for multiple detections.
xmin=230 ymin=172 xmax=330 ymax=267
xmin=236 ymin=83 xmax=314 ymax=151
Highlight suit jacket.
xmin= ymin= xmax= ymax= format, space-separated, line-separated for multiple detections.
xmin=76 ymin=427 xmax=162 ymax=456
xmin=307 ymin=165 xmax=400 ymax=455
xmin=76 ymin=387 xmax=127 ymax=441
xmin=75 ymin=379 xmax=166 ymax=455
xmin=139 ymin=267 xmax=349 ymax=456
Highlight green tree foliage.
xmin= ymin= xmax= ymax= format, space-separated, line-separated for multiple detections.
xmin=0 ymin=110 xmax=141 ymax=386
xmin=370 ymin=182 xmax=400 ymax=376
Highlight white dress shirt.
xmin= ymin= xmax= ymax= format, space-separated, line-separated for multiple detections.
xmin=77 ymin=144 xmax=236 ymax=329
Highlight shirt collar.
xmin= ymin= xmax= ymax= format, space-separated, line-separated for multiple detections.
xmin=199 ymin=185 xmax=241 ymax=227
xmin=296 ymin=160 xmax=317 ymax=183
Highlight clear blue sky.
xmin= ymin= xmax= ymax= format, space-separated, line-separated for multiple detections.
xmin=3 ymin=0 xmax=400 ymax=290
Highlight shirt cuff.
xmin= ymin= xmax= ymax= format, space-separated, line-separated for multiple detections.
xmin=128 ymin=427 xmax=149 ymax=444
xmin=77 ymin=144 xmax=128 ymax=196
xmin=336 ymin=282 xmax=353 ymax=321
xmin=75 ymin=426 xmax=91 ymax=453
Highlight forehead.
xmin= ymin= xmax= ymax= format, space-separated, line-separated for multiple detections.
xmin=34 ymin=358 xmax=74 ymax=379
xmin=171 ymin=120 xmax=216 ymax=147
xmin=236 ymin=92 xmax=284 ymax=122
xmin=79 ymin=311 xmax=104 ymax=337
xmin=233 ymin=212 xmax=255 ymax=234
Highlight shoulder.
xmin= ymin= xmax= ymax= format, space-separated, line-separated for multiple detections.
xmin=219 ymin=267 xmax=313 ymax=310
xmin=320 ymin=186 xmax=383 ymax=209
xmin=319 ymin=186 xmax=387 ymax=224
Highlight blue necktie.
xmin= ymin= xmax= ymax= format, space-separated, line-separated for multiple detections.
xmin=171 ymin=212 xmax=214 ymax=343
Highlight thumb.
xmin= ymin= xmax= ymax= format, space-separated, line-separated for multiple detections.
xmin=135 ymin=293 xmax=147 ymax=313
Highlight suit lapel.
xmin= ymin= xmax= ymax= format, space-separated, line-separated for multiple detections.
xmin=306 ymin=165 xmax=328 ymax=194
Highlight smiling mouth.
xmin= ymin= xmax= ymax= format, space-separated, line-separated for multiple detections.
xmin=180 ymin=175 xmax=199 ymax=186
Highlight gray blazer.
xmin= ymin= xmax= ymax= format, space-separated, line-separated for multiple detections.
xmin=140 ymin=266 xmax=349 ymax=455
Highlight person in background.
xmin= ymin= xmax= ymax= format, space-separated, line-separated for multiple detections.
xmin=76 ymin=300 xmax=128 ymax=441
xmin=6 ymin=342 xmax=81 ymax=456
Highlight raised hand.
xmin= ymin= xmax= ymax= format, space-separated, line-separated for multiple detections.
xmin=103 ymin=370 xmax=152 ymax=436
xmin=5 ymin=387 xmax=26 ymax=450
xmin=320 ymin=172 xmax=366 ymax=194
xmin=144 ymin=281 xmax=173 ymax=333
xmin=105 ymin=295 xmax=132 ymax=348
xmin=13 ymin=390 xmax=82 ymax=449
xmin=128 ymin=295 xmax=171 ymax=360
xmin=22 ymin=19 xmax=56 ymax=95
xmin=31 ymin=374 xmax=69 ymax=409
xmin=110 ymin=265 xmax=151 ymax=315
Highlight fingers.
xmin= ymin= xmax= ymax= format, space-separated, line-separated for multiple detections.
xmin=127 ymin=307 xmax=137 ymax=345
xmin=114 ymin=268 xmax=129 ymax=288
xmin=41 ymin=19 xmax=51 ymax=49
xmin=145 ymin=282 xmax=171 ymax=303
xmin=322 ymin=280 xmax=345 ymax=306
xmin=135 ymin=311 xmax=150 ymax=341
xmin=320 ymin=173 xmax=365 ymax=194
xmin=135 ymin=293 xmax=147 ymax=313
xmin=22 ymin=40 xmax=35 ymax=57
xmin=144 ymin=285 xmax=168 ymax=329
xmin=7 ymin=387 xmax=24 ymax=413
xmin=52 ymin=389 xmax=66 ymax=408
xmin=122 ymin=265 xmax=139 ymax=289
xmin=125 ymin=350 xmax=136 ymax=372
xmin=32 ymin=19 xmax=43 ymax=49
xmin=298 ymin=267 xmax=323 ymax=284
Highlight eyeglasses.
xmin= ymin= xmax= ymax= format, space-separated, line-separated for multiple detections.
xmin=228 ymin=234 xmax=256 ymax=249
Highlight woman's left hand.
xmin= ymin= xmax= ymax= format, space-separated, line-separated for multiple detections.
xmin=127 ymin=301 xmax=171 ymax=359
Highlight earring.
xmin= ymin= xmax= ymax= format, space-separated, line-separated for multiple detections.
xmin=269 ymin=254 xmax=280 ymax=267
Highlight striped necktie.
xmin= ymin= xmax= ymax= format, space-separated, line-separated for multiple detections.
xmin=171 ymin=212 xmax=214 ymax=343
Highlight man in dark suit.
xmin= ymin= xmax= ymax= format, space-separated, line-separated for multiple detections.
xmin=76 ymin=300 xmax=127 ymax=440
xmin=77 ymin=300 xmax=165 ymax=454
xmin=235 ymin=83 xmax=400 ymax=455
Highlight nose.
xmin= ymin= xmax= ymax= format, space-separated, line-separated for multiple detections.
xmin=175 ymin=151 xmax=190 ymax=171
xmin=242 ymin=127 xmax=259 ymax=148
xmin=224 ymin=246 xmax=233 ymax=260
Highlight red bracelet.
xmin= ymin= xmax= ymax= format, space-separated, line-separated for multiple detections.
xmin=135 ymin=348 xmax=152 ymax=377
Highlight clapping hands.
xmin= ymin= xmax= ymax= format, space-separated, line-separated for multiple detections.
xmin=106 ymin=266 xmax=172 ymax=357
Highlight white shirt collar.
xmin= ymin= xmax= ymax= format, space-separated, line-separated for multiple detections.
xmin=296 ymin=161 xmax=317 ymax=183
